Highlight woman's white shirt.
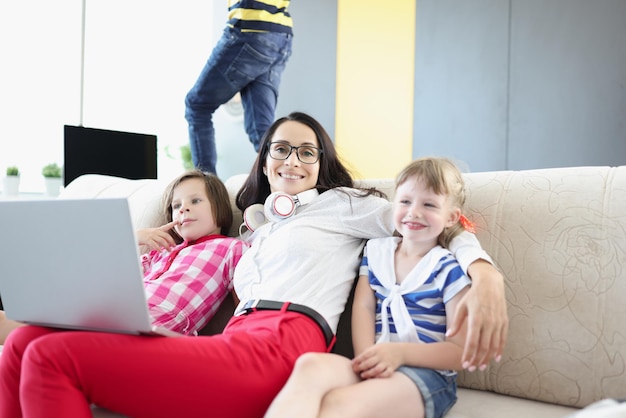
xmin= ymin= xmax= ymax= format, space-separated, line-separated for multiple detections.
xmin=233 ymin=187 xmax=492 ymax=333
xmin=234 ymin=188 xmax=392 ymax=332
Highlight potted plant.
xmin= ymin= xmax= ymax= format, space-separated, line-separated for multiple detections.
xmin=180 ymin=144 xmax=194 ymax=171
xmin=42 ymin=163 xmax=63 ymax=197
xmin=3 ymin=166 xmax=20 ymax=196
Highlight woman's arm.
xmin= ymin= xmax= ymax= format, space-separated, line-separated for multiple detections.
xmin=447 ymin=232 xmax=508 ymax=371
xmin=446 ymin=259 xmax=508 ymax=371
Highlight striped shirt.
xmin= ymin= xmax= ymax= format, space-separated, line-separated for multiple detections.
xmin=227 ymin=0 xmax=293 ymax=33
xmin=360 ymin=237 xmax=471 ymax=344
xmin=142 ymin=235 xmax=248 ymax=335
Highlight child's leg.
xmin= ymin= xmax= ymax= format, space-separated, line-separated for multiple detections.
xmin=318 ymin=367 xmax=457 ymax=418
xmin=318 ymin=372 xmax=424 ymax=418
xmin=264 ymin=352 xmax=360 ymax=418
xmin=0 ymin=310 xmax=24 ymax=344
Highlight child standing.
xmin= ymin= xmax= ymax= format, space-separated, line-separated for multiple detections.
xmin=265 ymin=157 xmax=472 ymax=418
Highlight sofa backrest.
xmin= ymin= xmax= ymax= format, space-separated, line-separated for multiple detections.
xmin=61 ymin=166 xmax=626 ymax=409
xmin=457 ymin=166 xmax=626 ymax=408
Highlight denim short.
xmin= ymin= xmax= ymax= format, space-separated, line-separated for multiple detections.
xmin=397 ymin=366 xmax=458 ymax=418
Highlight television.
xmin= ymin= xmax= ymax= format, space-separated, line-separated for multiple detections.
xmin=63 ymin=125 xmax=158 ymax=187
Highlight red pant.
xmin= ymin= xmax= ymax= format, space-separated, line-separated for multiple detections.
xmin=0 ymin=310 xmax=327 ymax=418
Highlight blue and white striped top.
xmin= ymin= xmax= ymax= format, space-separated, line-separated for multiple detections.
xmin=360 ymin=237 xmax=471 ymax=344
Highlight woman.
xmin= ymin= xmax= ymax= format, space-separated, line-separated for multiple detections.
xmin=0 ymin=112 xmax=506 ymax=418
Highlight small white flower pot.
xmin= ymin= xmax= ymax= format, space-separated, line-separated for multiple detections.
xmin=3 ymin=176 xmax=20 ymax=196
xmin=44 ymin=177 xmax=63 ymax=197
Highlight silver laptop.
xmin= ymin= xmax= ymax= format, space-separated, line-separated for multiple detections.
xmin=0 ymin=198 xmax=180 ymax=337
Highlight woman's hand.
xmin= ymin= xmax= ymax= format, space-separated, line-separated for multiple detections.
xmin=446 ymin=259 xmax=508 ymax=371
xmin=136 ymin=221 xmax=179 ymax=252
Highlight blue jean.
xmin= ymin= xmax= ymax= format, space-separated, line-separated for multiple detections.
xmin=397 ymin=366 xmax=458 ymax=418
xmin=185 ymin=26 xmax=293 ymax=174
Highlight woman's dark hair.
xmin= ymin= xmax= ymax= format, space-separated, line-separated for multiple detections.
xmin=236 ymin=112 xmax=359 ymax=211
xmin=162 ymin=170 xmax=233 ymax=242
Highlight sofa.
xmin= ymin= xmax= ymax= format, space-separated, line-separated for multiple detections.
xmin=57 ymin=165 xmax=626 ymax=417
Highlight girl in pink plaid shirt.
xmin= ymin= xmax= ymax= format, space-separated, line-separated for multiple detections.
xmin=0 ymin=171 xmax=247 ymax=341
xmin=136 ymin=170 xmax=248 ymax=335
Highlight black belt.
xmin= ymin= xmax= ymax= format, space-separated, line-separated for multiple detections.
xmin=238 ymin=300 xmax=335 ymax=349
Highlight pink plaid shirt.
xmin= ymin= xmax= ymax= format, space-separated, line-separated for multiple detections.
xmin=141 ymin=235 xmax=248 ymax=335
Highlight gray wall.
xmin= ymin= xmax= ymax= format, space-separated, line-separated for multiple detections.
xmin=413 ymin=0 xmax=509 ymax=172
xmin=509 ymin=0 xmax=626 ymax=170
xmin=276 ymin=1 xmax=337 ymax=137
xmin=216 ymin=1 xmax=626 ymax=172
xmin=413 ymin=0 xmax=626 ymax=172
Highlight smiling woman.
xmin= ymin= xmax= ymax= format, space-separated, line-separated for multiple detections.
xmin=263 ymin=121 xmax=321 ymax=196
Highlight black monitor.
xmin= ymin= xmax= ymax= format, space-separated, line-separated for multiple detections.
xmin=63 ymin=125 xmax=158 ymax=187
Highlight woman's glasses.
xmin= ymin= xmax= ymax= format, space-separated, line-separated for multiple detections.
xmin=267 ymin=142 xmax=322 ymax=164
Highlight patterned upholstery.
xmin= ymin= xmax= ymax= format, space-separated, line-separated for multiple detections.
xmin=457 ymin=167 xmax=626 ymax=408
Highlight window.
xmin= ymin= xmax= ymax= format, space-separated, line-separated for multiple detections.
xmin=0 ymin=1 xmax=214 ymax=192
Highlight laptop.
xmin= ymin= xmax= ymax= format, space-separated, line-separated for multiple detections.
xmin=0 ymin=198 xmax=180 ymax=337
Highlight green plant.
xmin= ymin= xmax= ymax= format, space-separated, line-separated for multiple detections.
xmin=42 ymin=163 xmax=62 ymax=178
xmin=180 ymin=144 xmax=194 ymax=171
xmin=6 ymin=166 xmax=19 ymax=176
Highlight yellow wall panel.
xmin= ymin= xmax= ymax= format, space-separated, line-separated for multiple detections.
xmin=335 ymin=0 xmax=416 ymax=179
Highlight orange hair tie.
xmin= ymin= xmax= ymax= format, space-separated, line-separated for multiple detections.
xmin=459 ymin=214 xmax=476 ymax=234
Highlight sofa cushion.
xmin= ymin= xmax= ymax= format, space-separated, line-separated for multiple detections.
xmin=447 ymin=388 xmax=577 ymax=417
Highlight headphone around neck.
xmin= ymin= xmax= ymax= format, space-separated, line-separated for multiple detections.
xmin=242 ymin=188 xmax=319 ymax=232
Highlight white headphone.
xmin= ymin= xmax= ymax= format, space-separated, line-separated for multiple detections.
xmin=242 ymin=188 xmax=319 ymax=232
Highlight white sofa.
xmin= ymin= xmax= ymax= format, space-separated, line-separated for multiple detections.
xmin=58 ymin=165 xmax=626 ymax=417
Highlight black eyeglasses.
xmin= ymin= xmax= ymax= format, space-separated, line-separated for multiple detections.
xmin=267 ymin=142 xmax=323 ymax=164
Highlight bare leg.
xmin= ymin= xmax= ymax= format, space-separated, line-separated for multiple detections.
xmin=264 ymin=352 xmax=360 ymax=418
xmin=0 ymin=310 xmax=23 ymax=345
xmin=319 ymin=372 xmax=424 ymax=418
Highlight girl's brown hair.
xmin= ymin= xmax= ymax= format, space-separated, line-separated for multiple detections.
xmin=161 ymin=170 xmax=233 ymax=242
xmin=395 ymin=157 xmax=466 ymax=248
